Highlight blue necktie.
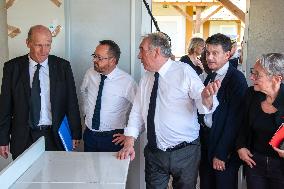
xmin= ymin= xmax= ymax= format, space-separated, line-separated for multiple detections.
xmin=147 ymin=72 xmax=159 ymax=150
xmin=92 ymin=74 xmax=107 ymax=130
xmin=30 ymin=64 xmax=41 ymax=128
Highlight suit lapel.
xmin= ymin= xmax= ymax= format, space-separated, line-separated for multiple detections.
xmin=212 ymin=64 xmax=233 ymax=125
xmin=217 ymin=64 xmax=233 ymax=100
xmin=20 ymin=55 xmax=31 ymax=100
xmin=48 ymin=56 xmax=57 ymax=110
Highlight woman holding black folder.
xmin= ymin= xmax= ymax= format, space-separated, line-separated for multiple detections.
xmin=236 ymin=53 xmax=284 ymax=189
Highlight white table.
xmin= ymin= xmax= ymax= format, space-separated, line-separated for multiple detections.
xmin=0 ymin=137 xmax=130 ymax=189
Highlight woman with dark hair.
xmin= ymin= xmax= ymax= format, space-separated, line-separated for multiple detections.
xmin=236 ymin=53 xmax=284 ymax=189
xmin=180 ymin=37 xmax=205 ymax=75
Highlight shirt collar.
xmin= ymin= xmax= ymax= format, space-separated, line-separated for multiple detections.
xmin=215 ymin=62 xmax=229 ymax=76
xmin=157 ymin=58 xmax=172 ymax=77
xmin=104 ymin=66 xmax=118 ymax=80
xmin=28 ymin=55 xmax=48 ymax=69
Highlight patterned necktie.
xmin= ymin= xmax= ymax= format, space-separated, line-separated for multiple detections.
xmin=92 ymin=74 xmax=107 ymax=130
xmin=30 ymin=64 xmax=41 ymax=128
xmin=147 ymin=72 xmax=159 ymax=150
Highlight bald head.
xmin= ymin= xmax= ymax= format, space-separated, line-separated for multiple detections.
xmin=27 ymin=25 xmax=52 ymax=43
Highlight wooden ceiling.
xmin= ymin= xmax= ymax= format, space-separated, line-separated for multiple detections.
xmin=153 ymin=0 xmax=245 ymax=22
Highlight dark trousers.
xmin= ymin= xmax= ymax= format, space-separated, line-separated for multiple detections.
xmin=245 ymin=152 xmax=284 ymax=189
xmin=144 ymin=139 xmax=201 ymax=189
xmin=83 ymin=127 xmax=123 ymax=152
xmin=13 ymin=127 xmax=59 ymax=160
xmin=199 ymin=152 xmax=240 ymax=189
xmin=199 ymin=128 xmax=240 ymax=189
xmin=30 ymin=128 xmax=59 ymax=151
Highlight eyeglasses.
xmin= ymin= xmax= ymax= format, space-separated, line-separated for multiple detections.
xmin=91 ymin=54 xmax=113 ymax=61
xmin=250 ymin=68 xmax=270 ymax=79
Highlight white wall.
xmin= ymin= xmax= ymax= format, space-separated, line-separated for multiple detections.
xmin=155 ymin=16 xmax=186 ymax=57
xmin=246 ymin=0 xmax=284 ymax=73
xmin=209 ymin=20 xmax=238 ymax=37
xmin=7 ymin=0 xmax=65 ymax=59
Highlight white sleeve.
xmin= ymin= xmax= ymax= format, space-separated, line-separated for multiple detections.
xmin=124 ymin=80 xmax=145 ymax=139
xmin=186 ymin=68 xmax=219 ymax=114
xmin=126 ymin=79 xmax=138 ymax=105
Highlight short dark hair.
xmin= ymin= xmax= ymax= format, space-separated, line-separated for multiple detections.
xmin=99 ymin=40 xmax=121 ymax=64
xmin=206 ymin=33 xmax=231 ymax=53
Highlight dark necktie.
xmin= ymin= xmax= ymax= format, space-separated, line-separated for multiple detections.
xmin=204 ymin=72 xmax=217 ymax=86
xmin=92 ymin=74 xmax=107 ymax=130
xmin=198 ymin=71 xmax=217 ymax=127
xmin=30 ymin=64 xmax=41 ymax=128
xmin=147 ymin=72 xmax=159 ymax=150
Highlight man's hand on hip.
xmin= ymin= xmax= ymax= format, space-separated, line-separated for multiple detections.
xmin=72 ymin=140 xmax=81 ymax=150
xmin=0 ymin=145 xmax=9 ymax=159
xmin=117 ymin=136 xmax=135 ymax=161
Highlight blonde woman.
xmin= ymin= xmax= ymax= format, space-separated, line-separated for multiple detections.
xmin=180 ymin=37 xmax=205 ymax=75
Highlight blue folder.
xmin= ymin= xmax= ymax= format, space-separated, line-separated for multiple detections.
xmin=58 ymin=116 xmax=73 ymax=151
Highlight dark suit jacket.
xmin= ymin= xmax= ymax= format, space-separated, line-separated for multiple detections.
xmin=229 ymin=57 xmax=239 ymax=69
xmin=206 ymin=64 xmax=248 ymax=163
xmin=0 ymin=54 xmax=82 ymax=158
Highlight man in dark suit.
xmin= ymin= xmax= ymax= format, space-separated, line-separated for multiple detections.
xmin=199 ymin=33 xmax=248 ymax=189
xmin=0 ymin=25 xmax=81 ymax=160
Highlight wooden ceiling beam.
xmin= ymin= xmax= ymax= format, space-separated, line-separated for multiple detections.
xmin=153 ymin=2 xmax=222 ymax=7
xmin=171 ymin=5 xmax=193 ymax=22
xmin=194 ymin=6 xmax=203 ymax=33
xmin=201 ymin=5 xmax=223 ymax=24
xmin=217 ymin=0 xmax=245 ymax=22
xmin=5 ymin=0 xmax=16 ymax=9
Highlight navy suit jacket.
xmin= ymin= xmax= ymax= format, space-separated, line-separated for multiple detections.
xmin=0 ymin=54 xmax=82 ymax=158
xmin=207 ymin=64 xmax=248 ymax=163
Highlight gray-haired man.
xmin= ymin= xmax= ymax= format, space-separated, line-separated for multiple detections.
xmin=117 ymin=32 xmax=221 ymax=189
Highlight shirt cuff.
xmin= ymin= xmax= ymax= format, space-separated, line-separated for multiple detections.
xmin=124 ymin=126 xmax=140 ymax=139
xmin=199 ymin=95 xmax=219 ymax=114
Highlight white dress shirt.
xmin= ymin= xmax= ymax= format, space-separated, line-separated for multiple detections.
xmin=29 ymin=56 xmax=52 ymax=126
xmin=204 ymin=62 xmax=229 ymax=128
xmin=81 ymin=66 xmax=137 ymax=131
xmin=124 ymin=59 xmax=219 ymax=151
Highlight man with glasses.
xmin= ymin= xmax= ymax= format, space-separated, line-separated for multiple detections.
xmin=199 ymin=33 xmax=248 ymax=189
xmin=117 ymin=32 xmax=220 ymax=188
xmin=80 ymin=40 xmax=137 ymax=152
